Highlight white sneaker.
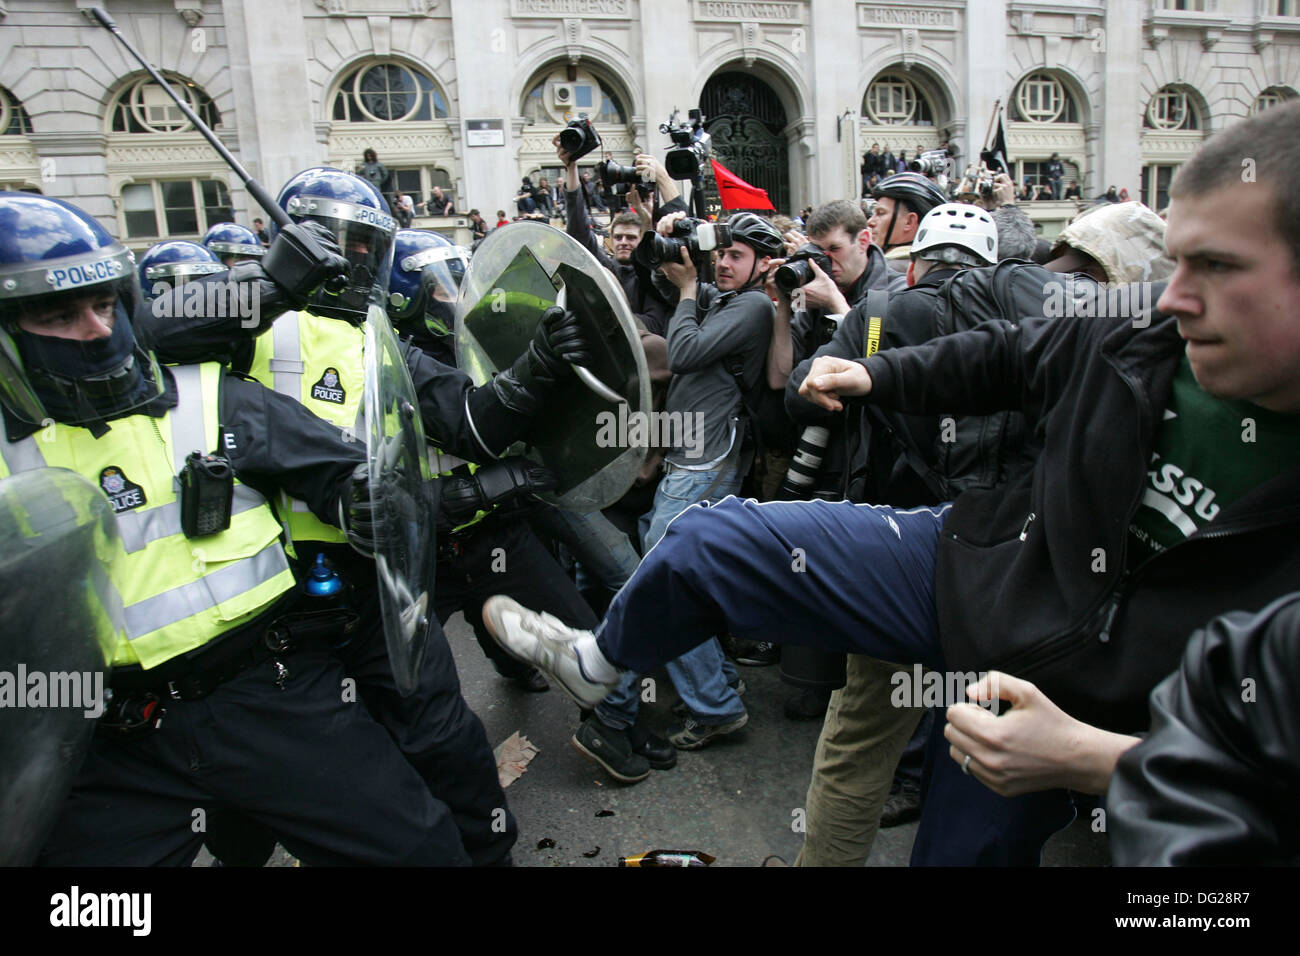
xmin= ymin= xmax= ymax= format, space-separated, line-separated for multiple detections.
xmin=482 ymin=596 xmax=617 ymax=708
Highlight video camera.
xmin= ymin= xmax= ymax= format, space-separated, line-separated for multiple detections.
xmin=558 ymin=115 xmax=601 ymax=163
xmin=633 ymin=217 xmax=731 ymax=270
xmin=908 ymin=148 xmax=951 ymax=178
xmin=774 ymin=243 xmax=833 ymax=295
xmin=660 ymin=108 xmax=712 ymax=181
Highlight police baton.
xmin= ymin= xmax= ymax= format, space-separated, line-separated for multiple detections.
xmin=88 ymin=6 xmax=289 ymax=230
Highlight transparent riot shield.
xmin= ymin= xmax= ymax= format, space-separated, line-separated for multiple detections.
xmin=364 ymin=305 xmax=435 ymax=697
xmin=455 ymin=221 xmax=651 ymax=512
xmin=0 ymin=468 xmax=125 ymax=865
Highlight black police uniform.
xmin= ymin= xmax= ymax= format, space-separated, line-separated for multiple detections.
xmin=33 ymin=368 xmax=492 ymax=866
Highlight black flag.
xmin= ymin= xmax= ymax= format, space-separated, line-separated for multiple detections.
xmin=980 ymin=109 xmax=1009 ymax=175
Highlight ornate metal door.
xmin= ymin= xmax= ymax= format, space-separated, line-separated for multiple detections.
xmin=701 ymin=72 xmax=790 ymax=214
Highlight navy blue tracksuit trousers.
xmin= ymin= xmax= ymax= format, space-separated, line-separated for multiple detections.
xmin=596 ymin=496 xmax=1075 ymax=865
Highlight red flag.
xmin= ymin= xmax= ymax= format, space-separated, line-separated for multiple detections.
xmin=710 ymin=159 xmax=776 ymax=212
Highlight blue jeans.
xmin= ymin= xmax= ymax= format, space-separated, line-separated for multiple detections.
xmin=528 ymin=505 xmax=640 ymax=596
xmin=596 ymin=461 xmax=745 ymax=730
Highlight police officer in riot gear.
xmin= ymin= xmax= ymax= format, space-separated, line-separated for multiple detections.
xmin=202 ymin=222 xmax=267 ymax=269
xmin=135 ymin=169 xmax=603 ymax=859
xmin=387 ymin=228 xmax=466 ymax=367
xmin=0 ymin=191 xmax=487 ymax=866
xmin=136 ymin=239 xmax=226 ymax=305
xmin=386 ymin=228 xmax=621 ymax=697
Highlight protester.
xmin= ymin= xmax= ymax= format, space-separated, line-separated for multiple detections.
xmin=485 ymin=101 xmax=1300 ymax=867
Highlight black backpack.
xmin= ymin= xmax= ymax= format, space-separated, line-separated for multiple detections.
xmin=861 ymin=266 xmax=1036 ymax=500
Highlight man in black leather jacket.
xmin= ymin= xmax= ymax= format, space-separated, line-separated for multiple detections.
xmin=1107 ymin=591 xmax=1300 ymax=865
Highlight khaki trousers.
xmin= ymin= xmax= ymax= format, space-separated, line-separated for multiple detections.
xmin=794 ymin=653 xmax=925 ymax=867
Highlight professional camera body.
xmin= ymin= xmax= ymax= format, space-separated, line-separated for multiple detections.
xmin=774 ymin=243 xmax=834 ymax=295
xmin=610 ymin=180 xmax=654 ymax=200
xmin=558 ymin=115 xmax=601 ymax=163
xmin=633 ymin=217 xmax=731 ymax=269
xmin=660 ymin=108 xmax=713 ymax=181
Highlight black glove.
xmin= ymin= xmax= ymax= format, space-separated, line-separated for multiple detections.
xmin=439 ymin=456 xmax=557 ymax=530
xmin=263 ymin=221 xmax=350 ymax=308
xmin=490 ymin=306 xmax=592 ymax=415
xmin=338 ymin=463 xmax=381 ymax=557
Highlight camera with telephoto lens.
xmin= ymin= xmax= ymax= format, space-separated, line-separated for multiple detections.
xmin=598 ymin=158 xmax=641 ymax=188
xmin=909 ymin=149 xmax=951 ymax=177
xmin=633 ymin=217 xmax=731 ymax=270
xmin=598 ymin=158 xmax=652 ymax=199
xmin=558 ymin=115 xmax=601 ymax=162
xmin=774 ymin=243 xmax=834 ymax=295
xmin=660 ymin=108 xmax=712 ymax=181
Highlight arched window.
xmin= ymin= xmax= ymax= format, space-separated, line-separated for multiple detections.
xmin=863 ymin=72 xmax=935 ymax=126
xmin=520 ymin=69 xmax=628 ymax=126
xmin=1252 ymin=87 xmax=1296 ymax=115
xmin=332 ymin=61 xmax=448 ymax=123
xmin=1145 ymin=86 xmax=1201 ymax=130
xmin=1011 ymin=72 xmax=1080 ymax=124
xmin=109 ymin=76 xmax=220 ymax=134
xmin=0 ymin=87 xmax=33 ymax=136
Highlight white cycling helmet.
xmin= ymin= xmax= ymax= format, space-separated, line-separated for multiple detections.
xmin=911 ymin=202 xmax=998 ymax=266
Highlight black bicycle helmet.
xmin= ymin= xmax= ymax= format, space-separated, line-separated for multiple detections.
xmin=871 ymin=172 xmax=948 ymax=215
xmin=871 ymin=172 xmax=949 ymax=251
xmin=726 ymin=213 xmax=785 ymax=259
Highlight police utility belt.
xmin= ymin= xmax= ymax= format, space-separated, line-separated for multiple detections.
xmin=100 ymin=451 xmax=361 ymax=733
xmin=102 ymin=600 xmax=361 ymax=734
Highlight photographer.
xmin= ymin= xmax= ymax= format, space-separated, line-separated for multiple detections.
xmin=765 ymin=199 xmax=904 ymax=393
xmin=630 ymin=210 xmax=783 ymax=748
xmin=557 ymin=134 xmax=684 ymax=336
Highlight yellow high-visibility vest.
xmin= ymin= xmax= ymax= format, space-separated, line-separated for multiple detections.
xmin=251 ymin=310 xmax=495 ymax=541
xmin=0 ymin=363 xmax=295 ymax=669
xmin=248 ymin=310 xmax=364 ymax=549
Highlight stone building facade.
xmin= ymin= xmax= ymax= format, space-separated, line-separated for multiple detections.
xmin=1 ymin=0 xmax=1297 ymax=248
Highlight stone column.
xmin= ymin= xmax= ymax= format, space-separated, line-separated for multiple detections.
xmin=642 ymin=0 xmax=695 ymax=158
xmin=810 ymin=0 xmax=861 ymax=204
xmin=450 ymin=0 xmax=521 ymax=216
xmin=1100 ymin=0 xmax=1145 ymax=197
xmin=223 ymin=0 xmax=320 ymax=205
xmin=964 ymin=0 xmax=1006 ymax=168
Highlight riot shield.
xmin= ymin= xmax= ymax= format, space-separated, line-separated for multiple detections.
xmin=0 ymin=468 xmax=124 ymax=865
xmin=364 ymin=305 xmax=435 ymax=697
xmin=456 ymin=222 xmax=651 ymax=512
